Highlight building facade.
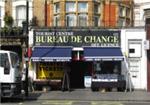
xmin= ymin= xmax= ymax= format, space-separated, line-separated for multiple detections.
xmin=44 ymin=0 xmax=133 ymax=28
xmin=1 ymin=0 xmax=149 ymax=91
xmin=0 ymin=0 xmax=33 ymax=72
xmin=134 ymin=0 xmax=150 ymax=91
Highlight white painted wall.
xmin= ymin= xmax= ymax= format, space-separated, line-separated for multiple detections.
xmin=121 ymin=28 xmax=147 ymax=90
xmin=134 ymin=0 xmax=150 ymax=26
xmin=0 ymin=0 xmax=5 ymax=27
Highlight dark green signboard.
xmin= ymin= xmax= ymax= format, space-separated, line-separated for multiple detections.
xmin=34 ymin=29 xmax=120 ymax=47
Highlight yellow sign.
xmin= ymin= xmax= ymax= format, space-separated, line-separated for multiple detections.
xmin=37 ymin=68 xmax=64 ymax=79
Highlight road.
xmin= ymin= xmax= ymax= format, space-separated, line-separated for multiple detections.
xmin=1 ymin=99 xmax=150 ymax=105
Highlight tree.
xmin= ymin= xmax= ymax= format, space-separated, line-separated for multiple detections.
xmin=4 ymin=14 xmax=14 ymax=27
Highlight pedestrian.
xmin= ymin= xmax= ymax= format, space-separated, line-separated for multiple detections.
xmin=61 ymin=63 xmax=71 ymax=91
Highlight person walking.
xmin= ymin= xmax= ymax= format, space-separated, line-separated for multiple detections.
xmin=62 ymin=63 xmax=71 ymax=91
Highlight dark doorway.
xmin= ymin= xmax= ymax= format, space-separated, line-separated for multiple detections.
xmin=70 ymin=61 xmax=91 ymax=89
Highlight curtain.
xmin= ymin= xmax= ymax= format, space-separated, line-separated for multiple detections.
xmin=16 ymin=6 xmax=26 ymax=26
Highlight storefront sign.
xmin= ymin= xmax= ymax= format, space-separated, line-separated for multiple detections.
xmin=0 ymin=38 xmax=22 ymax=45
xmin=34 ymin=29 xmax=120 ymax=47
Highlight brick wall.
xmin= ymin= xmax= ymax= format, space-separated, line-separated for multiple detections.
xmin=33 ymin=0 xmax=45 ymax=27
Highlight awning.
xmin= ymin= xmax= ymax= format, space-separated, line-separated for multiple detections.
xmin=84 ymin=47 xmax=124 ymax=61
xmin=31 ymin=47 xmax=72 ymax=62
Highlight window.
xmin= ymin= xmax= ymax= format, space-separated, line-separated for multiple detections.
xmin=0 ymin=53 xmax=10 ymax=74
xmin=10 ymin=53 xmax=19 ymax=68
xmin=54 ymin=15 xmax=60 ymax=26
xmin=0 ymin=6 xmax=1 ymax=27
xmin=119 ymin=6 xmax=125 ymax=17
xmin=118 ymin=18 xmax=125 ymax=27
xmin=0 ymin=6 xmax=1 ymax=18
xmin=16 ymin=5 xmax=26 ymax=26
xmin=78 ymin=2 xmax=87 ymax=12
xmin=66 ymin=2 xmax=75 ymax=12
xmin=0 ymin=53 xmax=8 ymax=68
xmin=66 ymin=14 xmax=76 ymax=27
xmin=94 ymin=16 xmax=100 ymax=27
xmin=78 ymin=14 xmax=87 ymax=26
xmin=126 ymin=8 xmax=130 ymax=18
xmin=94 ymin=4 xmax=100 ymax=14
xmin=54 ymin=3 xmax=60 ymax=13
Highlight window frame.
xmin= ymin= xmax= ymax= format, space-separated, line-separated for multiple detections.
xmin=78 ymin=2 xmax=88 ymax=12
xmin=66 ymin=2 xmax=76 ymax=12
xmin=78 ymin=14 xmax=88 ymax=27
xmin=66 ymin=14 xmax=76 ymax=27
xmin=54 ymin=2 xmax=60 ymax=14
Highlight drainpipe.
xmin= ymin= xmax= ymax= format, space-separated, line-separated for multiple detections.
xmin=45 ymin=0 xmax=47 ymax=27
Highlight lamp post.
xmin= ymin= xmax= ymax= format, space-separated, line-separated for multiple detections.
xmin=25 ymin=0 xmax=29 ymax=97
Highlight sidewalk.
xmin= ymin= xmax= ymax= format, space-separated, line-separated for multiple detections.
xmin=25 ymin=89 xmax=150 ymax=102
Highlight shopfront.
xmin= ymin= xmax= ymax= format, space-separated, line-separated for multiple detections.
xmin=30 ymin=29 xmax=125 ymax=90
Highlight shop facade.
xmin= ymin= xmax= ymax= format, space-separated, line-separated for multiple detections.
xmin=121 ymin=28 xmax=147 ymax=90
xmin=28 ymin=28 xmax=147 ymax=91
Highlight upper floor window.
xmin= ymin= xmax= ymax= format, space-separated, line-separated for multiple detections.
xmin=94 ymin=3 xmax=100 ymax=14
xmin=54 ymin=15 xmax=60 ymax=26
xmin=0 ymin=6 xmax=1 ymax=17
xmin=78 ymin=2 xmax=87 ymax=12
xmin=16 ymin=5 xmax=26 ymax=26
xmin=66 ymin=14 xmax=76 ymax=27
xmin=66 ymin=2 xmax=76 ymax=12
xmin=0 ymin=6 xmax=1 ymax=27
xmin=118 ymin=18 xmax=125 ymax=27
xmin=126 ymin=8 xmax=130 ymax=18
xmin=78 ymin=14 xmax=87 ymax=26
xmin=54 ymin=2 xmax=60 ymax=13
xmin=94 ymin=16 xmax=100 ymax=27
xmin=119 ymin=6 xmax=125 ymax=17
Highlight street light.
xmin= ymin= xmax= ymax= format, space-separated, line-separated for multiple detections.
xmin=25 ymin=0 xmax=29 ymax=97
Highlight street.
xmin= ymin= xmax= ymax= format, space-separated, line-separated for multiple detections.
xmin=1 ymin=99 xmax=150 ymax=105
xmin=1 ymin=88 xmax=150 ymax=105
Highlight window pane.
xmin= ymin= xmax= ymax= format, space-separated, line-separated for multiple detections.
xmin=78 ymin=2 xmax=87 ymax=12
xmin=78 ymin=14 xmax=87 ymax=26
xmin=66 ymin=14 xmax=76 ymax=27
xmin=66 ymin=2 xmax=75 ymax=12
xmin=0 ymin=6 xmax=1 ymax=17
xmin=54 ymin=3 xmax=60 ymax=13
xmin=94 ymin=16 xmax=100 ymax=27
xmin=0 ymin=53 xmax=8 ymax=67
xmin=54 ymin=15 xmax=60 ymax=26
xmin=119 ymin=6 xmax=125 ymax=17
xmin=118 ymin=18 xmax=125 ymax=27
xmin=0 ymin=6 xmax=1 ymax=27
xmin=10 ymin=53 xmax=19 ymax=68
xmin=16 ymin=6 xmax=26 ymax=26
xmin=126 ymin=8 xmax=130 ymax=17
xmin=94 ymin=4 xmax=100 ymax=13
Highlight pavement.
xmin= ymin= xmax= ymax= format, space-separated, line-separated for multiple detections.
xmin=25 ymin=88 xmax=150 ymax=102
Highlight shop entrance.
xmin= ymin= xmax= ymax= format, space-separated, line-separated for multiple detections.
xmin=70 ymin=61 xmax=91 ymax=89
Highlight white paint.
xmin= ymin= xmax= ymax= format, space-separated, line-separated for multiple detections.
xmin=121 ymin=28 xmax=147 ymax=90
xmin=128 ymin=42 xmax=142 ymax=58
xmin=0 ymin=0 xmax=5 ymax=27
xmin=134 ymin=0 xmax=150 ymax=26
xmin=29 ymin=29 xmax=33 ymax=46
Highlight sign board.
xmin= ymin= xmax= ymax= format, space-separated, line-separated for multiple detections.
xmin=34 ymin=29 xmax=121 ymax=47
xmin=0 ymin=38 xmax=22 ymax=45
